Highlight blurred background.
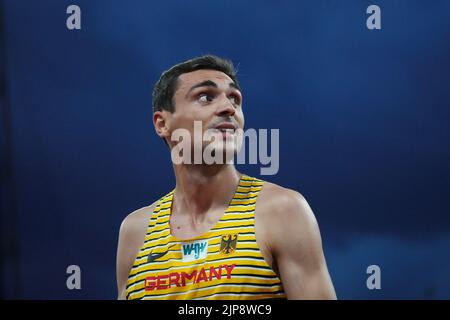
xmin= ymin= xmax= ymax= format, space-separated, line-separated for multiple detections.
xmin=1 ymin=0 xmax=449 ymax=299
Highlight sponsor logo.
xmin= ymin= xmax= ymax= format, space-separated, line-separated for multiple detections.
xmin=181 ymin=239 xmax=208 ymax=262
xmin=147 ymin=244 xmax=176 ymax=263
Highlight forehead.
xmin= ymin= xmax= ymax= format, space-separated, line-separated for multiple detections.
xmin=177 ymin=69 xmax=236 ymax=93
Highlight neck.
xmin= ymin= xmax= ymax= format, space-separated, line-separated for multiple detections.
xmin=172 ymin=164 xmax=242 ymax=219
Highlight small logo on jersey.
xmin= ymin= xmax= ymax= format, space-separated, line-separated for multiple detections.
xmin=220 ymin=234 xmax=238 ymax=255
xmin=181 ymin=240 xmax=208 ymax=262
xmin=147 ymin=244 xmax=175 ymax=263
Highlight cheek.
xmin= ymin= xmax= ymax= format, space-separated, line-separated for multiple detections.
xmin=177 ymin=104 xmax=210 ymax=122
xmin=236 ymin=109 xmax=245 ymax=127
xmin=169 ymin=103 xmax=216 ymax=137
xmin=171 ymin=108 xmax=196 ymax=127
xmin=170 ymin=112 xmax=203 ymax=138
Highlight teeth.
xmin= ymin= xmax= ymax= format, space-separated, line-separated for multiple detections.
xmin=214 ymin=125 xmax=236 ymax=134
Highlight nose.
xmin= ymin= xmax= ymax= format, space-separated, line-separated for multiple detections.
xmin=215 ymin=94 xmax=236 ymax=117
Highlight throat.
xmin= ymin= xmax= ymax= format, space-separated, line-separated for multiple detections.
xmin=170 ymin=210 xmax=226 ymax=240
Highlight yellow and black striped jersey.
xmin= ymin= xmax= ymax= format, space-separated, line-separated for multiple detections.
xmin=125 ymin=175 xmax=286 ymax=300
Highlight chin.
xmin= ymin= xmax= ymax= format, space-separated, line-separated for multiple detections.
xmin=203 ymin=143 xmax=237 ymax=165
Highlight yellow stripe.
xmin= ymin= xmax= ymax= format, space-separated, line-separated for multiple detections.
xmin=127 ymin=272 xmax=284 ymax=298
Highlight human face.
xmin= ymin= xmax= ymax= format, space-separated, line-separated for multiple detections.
xmin=156 ymin=69 xmax=244 ymax=162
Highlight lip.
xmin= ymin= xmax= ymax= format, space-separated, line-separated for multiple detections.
xmin=214 ymin=122 xmax=237 ymax=130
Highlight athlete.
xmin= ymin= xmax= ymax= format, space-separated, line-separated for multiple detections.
xmin=116 ymin=55 xmax=337 ymax=300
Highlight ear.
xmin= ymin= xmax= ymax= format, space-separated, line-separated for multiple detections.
xmin=153 ymin=111 xmax=170 ymax=140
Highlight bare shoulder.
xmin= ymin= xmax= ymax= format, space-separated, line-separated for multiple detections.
xmin=116 ymin=201 xmax=158 ymax=299
xmin=119 ymin=203 xmax=157 ymax=236
xmin=257 ymin=180 xmax=336 ymax=299
xmin=256 ymin=180 xmax=321 ymax=253
xmin=257 ymin=180 xmax=314 ymax=223
xmin=117 ymin=201 xmax=159 ymax=260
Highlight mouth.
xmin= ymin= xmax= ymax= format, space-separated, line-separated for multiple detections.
xmin=213 ymin=122 xmax=237 ymax=135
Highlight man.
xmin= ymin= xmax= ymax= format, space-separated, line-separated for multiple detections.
xmin=116 ymin=55 xmax=336 ymax=300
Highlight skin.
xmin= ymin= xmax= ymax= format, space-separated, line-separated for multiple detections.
xmin=116 ymin=69 xmax=337 ymax=300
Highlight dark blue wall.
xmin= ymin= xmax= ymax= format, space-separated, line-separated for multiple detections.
xmin=1 ymin=0 xmax=449 ymax=299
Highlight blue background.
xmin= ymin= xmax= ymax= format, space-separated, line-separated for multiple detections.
xmin=1 ymin=0 xmax=449 ymax=299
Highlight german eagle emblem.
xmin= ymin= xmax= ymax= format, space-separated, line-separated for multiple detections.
xmin=220 ymin=234 xmax=238 ymax=255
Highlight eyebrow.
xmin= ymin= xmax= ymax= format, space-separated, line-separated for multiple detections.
xmin=185 ymin=80 xmax=241 ymax=97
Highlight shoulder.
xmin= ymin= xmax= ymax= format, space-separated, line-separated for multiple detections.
xmin=257 ymin=180 xmax=312 ymax=221
xmin=118 ymin=202 xmax=159 ymax=257
xmin=119 ymin=203 xmax=157 ymax=235
xmin=256 ymin=180 xmax=321 ymax=253
xmin=118 ymin=200 xmax=161 ymax=248
xmin=116 ymin=201 xmax=159 ymax=299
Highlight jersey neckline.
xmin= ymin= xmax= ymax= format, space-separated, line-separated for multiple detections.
xmin=163 ymin=173 xmax=248 ymax=242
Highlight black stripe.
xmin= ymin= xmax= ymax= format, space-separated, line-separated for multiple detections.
xmin=216 ymin=217 xmax=254 ymax=223
xmin=127 ymin=255 xmax=268 ymax=279
xmin=143 ymin=230 xmax=255 ymax=245
xmin=153 ymin=198 xmax=173 ymax=211
xmin=225 ymin=208 xmax=255 ymax=213
xmin=228 ymin=202 xmax=256 ymax=207
xmin=192 ymin=290 xmax=285 ymax=300
xmin=143 ymin=234 xmax=172 ymax=245
xmin=153 ymin=219 xmax=170 ymax=227
xmin=127 ymin=270 xmax=279 ymax=292
xmin=227 ymin=202 xmax=256 ymax=207
xmin=134 ymin=246 xmax=264 ymax=268
xmin=127 ymin=281 xmax=284 ymax=298
xmin=233 ymin=273 xmax=279 ymax=279
xmin=130 ymin=288 xmax=285 ymax=300
xmin=132 ymin=254 xmax=265 ymax=272
xmin=232 ymin=194 xmax=259 ymax=200
xmin=148 ymin=209 xmax=254 ymax=233
xmin=128 ymin=262 xmax=277 ymax=288
xmin=232 ymin=194 xmax=260 ymax=200
xmin=145 ymin=227 xmax=170 ymax=237
xmin=153 ymin=208 xmax=171 ymax=216
xmin=140 ymin=239 xmax=259 ymax=254
xmin=211 ymin=223 xmax=254 ymax=231
xmin=234 ymin=190 xmax=261 ymax=195
xmin=236 ymin=185 xmax=263 ymax=189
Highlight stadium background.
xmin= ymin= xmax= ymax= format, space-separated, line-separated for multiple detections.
xmin=1 ymin=0 xmax=449 ymax=299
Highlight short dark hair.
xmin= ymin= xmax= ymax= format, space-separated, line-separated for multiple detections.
xmin=152 ymin=55 xmax=240 ymax=114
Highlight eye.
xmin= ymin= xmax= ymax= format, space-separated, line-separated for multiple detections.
xmin=229 ymin=94 xmax=241 ymax=105
xmin=198 ymin=93 xmax=213 ymax=103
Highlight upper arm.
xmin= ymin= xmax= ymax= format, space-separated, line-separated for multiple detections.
xmin=116 ymin=205 xmax=155 ymax=300
xmin=269 ymin=190 xmax=336 ymax=300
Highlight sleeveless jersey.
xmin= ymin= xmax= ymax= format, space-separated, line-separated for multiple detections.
xmin=125 ymin=175 xmax=286 ymax=300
